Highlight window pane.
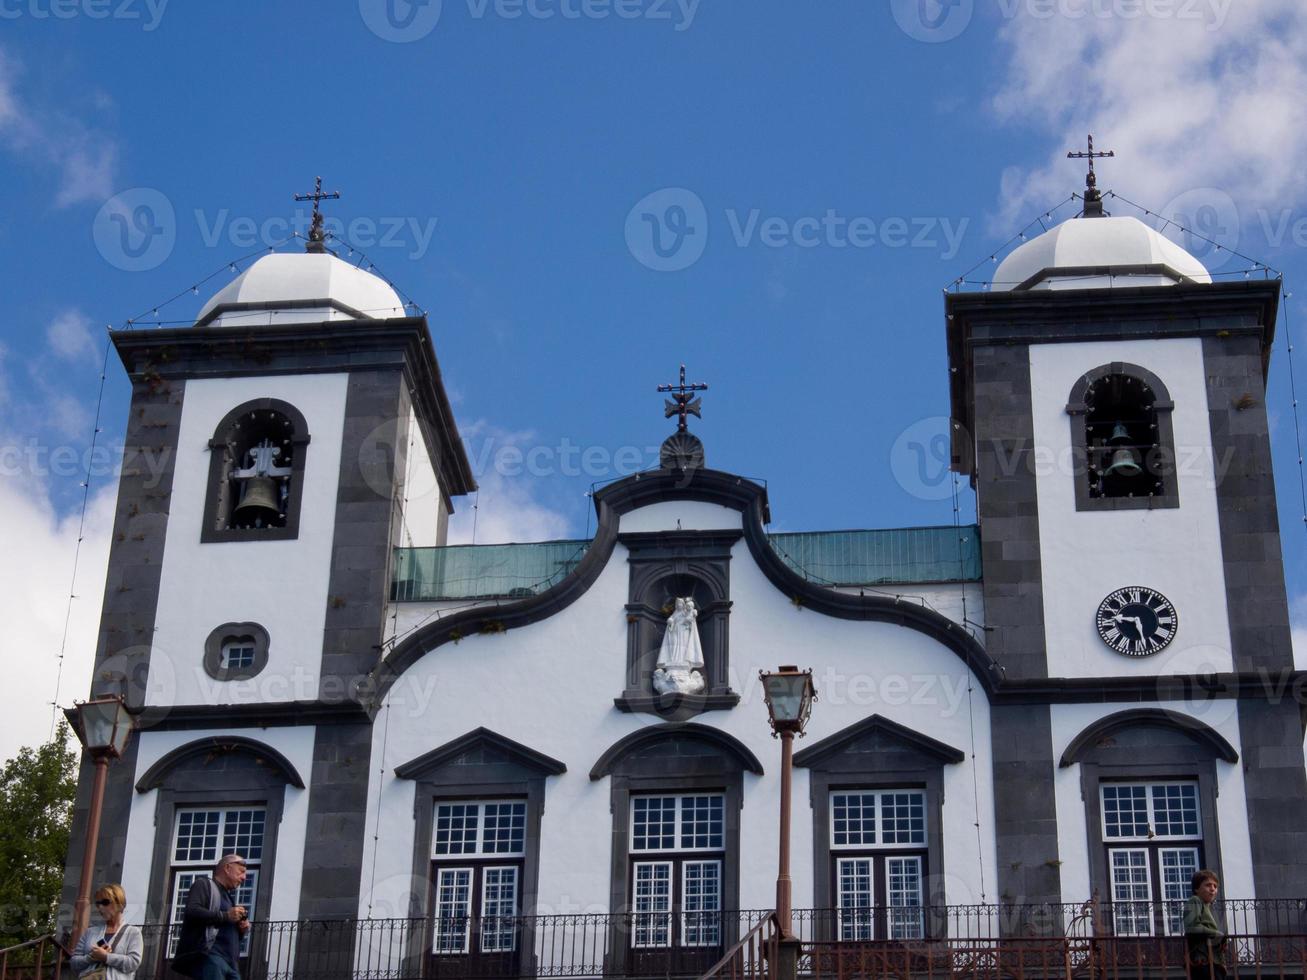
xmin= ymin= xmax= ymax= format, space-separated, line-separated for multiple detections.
xmin=832 ymin=793 xmax=876 ymax=848
xmin=1109 ymin=849 xmax=1153 ymax=936
xmin=175 ymin=811 xmax=221 ymax=863
xmin=167 ymin=872 xmax=203 ymax=957
xmin=632 ymin=797 xmax=676 ymax=852
xmin=1151 ymin=784 xmax=1200 ymax=838
xmin=1161 ymin=848 xmax=1200 ymax=936
xmin=886 ymin=857 xmax=925 ymax=940
xmin=222 ymin=809 xmax=265 ymax=861
xmin=632 ymin=862 xmax=672 ymax=947
xmin=837 ymin=859 xmax=874 ymax=942
xmin=480 ymin=867 xmax=519 ymax=953
xmin=680 ymin=795 xmax=724 ymax=850
xmin=433 ymin=868 xmax=472 ymax=954
xmin=434 ymin=804 xmax=479 ymax=856
xmin=1103 ymin=785 xmax=1150 ymax=839
xmin=482 ymin=802 xmax=527 ymax=855
xmin=881 ymin=792 xmax=926 ymax=845
xmin=682 ymin=861 xmax=722 ymax=947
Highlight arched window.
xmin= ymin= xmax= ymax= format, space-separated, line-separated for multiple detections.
xmin=202 ymin=399 xmax=310 ymax=542
xmin=1067 ymin=363 xmax=1178 ymax=511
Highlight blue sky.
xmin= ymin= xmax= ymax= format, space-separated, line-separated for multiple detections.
xmin=2 ymin=0 xmax=1306 ymax=756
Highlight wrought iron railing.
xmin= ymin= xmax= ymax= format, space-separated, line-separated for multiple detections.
xmin=0 ymin=935 xmax=68 ymax=980
xmin=62 ymin=899 xmax=1307 ymax=980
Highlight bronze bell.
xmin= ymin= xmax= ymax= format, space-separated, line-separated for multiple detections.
xmin=233 ymin=476 xmax=282 ymax=526
xmin=1103 ymin=423 xmax=1143 ymax=478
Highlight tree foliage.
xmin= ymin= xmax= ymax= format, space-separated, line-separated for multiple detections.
xmin=0 ymin=723 xmax=77 ymax=946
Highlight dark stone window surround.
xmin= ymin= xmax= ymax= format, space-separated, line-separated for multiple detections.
xmin=394 ymin=729 xmax=566 ymax=980
xmin=1066 ymin=362 xmax=1179 ymax=511
xmin=201 ymin=398 xmax=311 ymax=543
xmin=590 ymin=722 xmax=763 ymax=966
xmin=136 ymin=737 xmax=304 ymax=931
xmin=794 ymin=715 xmax=963 ymax=938
xmin=202 ymin=622 xmax=270 ymax=681
xmin=615 ymin=530 xmax=741 ymax=718
xmin=1060 ymin=709 xmax=1238 ymax=903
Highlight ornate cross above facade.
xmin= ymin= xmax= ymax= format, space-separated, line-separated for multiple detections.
xmin=294 ymin=176 xmax=342 ymax=254
xmin=1067 ymin=135 xmax=1115 ymax=217
xmin=657 ymin=364 xmax=708 ymax=432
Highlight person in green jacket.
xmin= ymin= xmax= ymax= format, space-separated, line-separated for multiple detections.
xmin=1184 ymin=869 xmax=1226 ymax=980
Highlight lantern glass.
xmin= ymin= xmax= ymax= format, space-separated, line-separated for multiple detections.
xmin=76 ymin=697 xmax=133 ymax=757
xmin=764 ymin=673 xmax=809 ymax=723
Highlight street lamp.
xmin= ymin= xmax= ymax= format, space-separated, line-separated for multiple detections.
xmin=68 ymin=695 xmax=134 ymax=946
xmin=760 ymin=665 xmax=816 ymax=942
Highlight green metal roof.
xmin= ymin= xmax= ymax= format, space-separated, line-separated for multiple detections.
xmin=392 ymin=525 xmax=980 ymax=601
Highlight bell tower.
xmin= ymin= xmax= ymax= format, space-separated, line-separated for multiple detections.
xmin=945 ymin=170 xmax=1304 ymax=909
xmin=61 ymin=203 xmax=475 ymax=936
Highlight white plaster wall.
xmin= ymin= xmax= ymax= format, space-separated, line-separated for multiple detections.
xmin=397 ymin=408 xmax=448 ymax=548
xmin=359 ymin=503 xmax=998 ymax=918
xmin=618 ymin=500 xmax=743 ymax=534
xmin=118 ymin=727 xmax=316 ymax=925
xmin=149 ymin=375 xmax=348 ymax=707
xmin=1028 ymin=339 xmax=1234 ymax=678
xmin=1049 ymin=702 xmax=1254 ymax=905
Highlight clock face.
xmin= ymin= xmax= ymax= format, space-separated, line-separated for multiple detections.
xmin=1095 ymin=586 xmax=1178 ymax=657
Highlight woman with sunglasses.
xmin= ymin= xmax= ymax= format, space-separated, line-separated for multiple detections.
xmin=70 ymin=885 xmax=143 ymax=980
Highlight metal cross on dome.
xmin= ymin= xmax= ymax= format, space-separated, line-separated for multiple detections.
xmin=294 ymin=176 xmax=341 ymax=254
xmin=657 ymin=364 xmax=708 ymax=432
xmin=1067 ymin=135 xmax=1115 ymax=217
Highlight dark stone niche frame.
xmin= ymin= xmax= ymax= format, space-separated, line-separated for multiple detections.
xmin=1060 ymin=708 xmax=1237 ymax=906
xmin=615 ymin=530 xmax=741 ymax=718
xmin=202 ymin=621 xmax=271 ymax=681
xmin=1066 ymin=361 xmax=1179 ymax=511
xmin=201 ymin=397 xmax=311 ymax=543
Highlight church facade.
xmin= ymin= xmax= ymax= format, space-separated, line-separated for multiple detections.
xmin=60 ymin=197 xmax=1307 ymax=976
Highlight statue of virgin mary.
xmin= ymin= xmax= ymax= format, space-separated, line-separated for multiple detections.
xmin=652 ymin=597 xmax=706 ymax=695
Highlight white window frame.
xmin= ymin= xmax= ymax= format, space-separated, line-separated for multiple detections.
xmin=836 ymin=857 xmax=874 ymax=942
xmin=432 ymin=800 xmax=528 ymax=859
xmin=630 ymin=794 xmax=725 ymax=854
xmin=680 ymin=860 xmax=723 ymax=948
xmin=166 ymin=807 xmax=265 ymax=957
xmin=830 ymin=790 xmax=927 ymax=850
xmin=220 ymin=639 xmax=256 ymax=671
xmin=1100 ymin=782 xmax=1202 ymax=842
xmin=631 ymin=861 xmax=673 ymax=948
xmin=430 ymin=800 xmax=526 ymax=956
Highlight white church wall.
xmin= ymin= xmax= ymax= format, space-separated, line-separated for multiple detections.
xmin=150 ymin=374 xmax=348 ymax=707
xmin=1028 ymin=339 xmax=1234 ymax=679
xmin=119 ymin=727 xmax=316 ymax=925
xmin=1049 ymin=702 xmax=1254 ymax=905
xmin=831 ymin=582 xmax=984 ymax=637
xmin=396 ymin=407 xmax=449 ymax=548
xmin=359 ymin=505 xmax=998 ymax=918
xmin=618 ymin=500 xmax=743 ymax=533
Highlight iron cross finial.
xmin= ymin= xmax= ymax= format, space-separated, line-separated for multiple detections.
xmin=1067 ymin=135 xmax=1115 ymax=217
xmin=293 ymin=176 xmax=341 ymax=254
xmin=657 ymin=364 xmax=709 ymax=432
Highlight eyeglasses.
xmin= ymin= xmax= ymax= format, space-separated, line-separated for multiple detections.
xmin=95 ymin=899 xmax=113 ymax=907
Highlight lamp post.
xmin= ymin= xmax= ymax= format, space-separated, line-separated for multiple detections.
xmin=68 ymin=695 xmax=134 ymax=947
xmin=759 ymin=665 xmax=816 ymax=943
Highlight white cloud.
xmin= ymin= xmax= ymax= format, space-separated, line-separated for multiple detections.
xmin=46 ymin=309 xmax=99 ymax=365
xmin=0 ymin=466 xmax=116 ymax=764
xmin=0 ymin=46 xmax=118 ymax=208
xmin=990 ymin=2 xmax=1307 ymax=241
xmin=445 ymin=420 xmax=575 ymax=545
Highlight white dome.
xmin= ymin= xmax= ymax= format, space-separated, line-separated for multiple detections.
xmin=992 ymin=215 xmax=1211 ymax=292
xmin=195 ymin=252 xmax=407 ymax=327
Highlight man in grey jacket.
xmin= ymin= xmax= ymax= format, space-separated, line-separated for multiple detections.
xmin=171 ymin=854 xmax=250 ymax=980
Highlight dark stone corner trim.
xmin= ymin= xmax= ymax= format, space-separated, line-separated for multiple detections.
xmin=394 ymin=727 xmax=567 ymax=780
xmin=589 ymin=722 xmax=764 ymax=780
xmin=135 ymin=735 xmax=306 ymax=791
xmin=1058 ymin=708 xmax=1239 ymax=768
